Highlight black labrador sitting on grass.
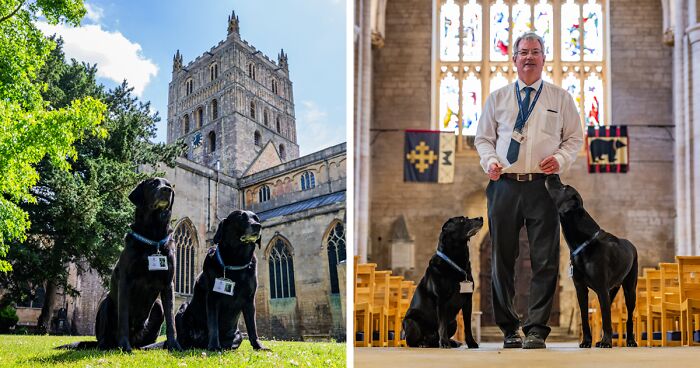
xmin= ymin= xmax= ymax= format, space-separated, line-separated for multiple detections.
xmin=174 ymin=210 xmax=269 ymax=351
xmin=402 ymin=216 xmax=482 ymax=349
xmin=545 ymin=175 xmax=638 ymax=348
xmin=59 ymin=178 xmax=182 ymax=352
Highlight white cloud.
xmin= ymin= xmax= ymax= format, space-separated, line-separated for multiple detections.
xmin=35 ymin=22 xmax=158 ymax=96
xmin=296 ymin=100 xmax=345 ymax=156
xmin=83 ymin=3 xmax=104 ymax=23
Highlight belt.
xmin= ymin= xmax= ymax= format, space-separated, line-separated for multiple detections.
xmin=502 ymin=173 xmax=547 ymax=182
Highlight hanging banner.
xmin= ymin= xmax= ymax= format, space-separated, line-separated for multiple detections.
xmin=586 ymin=125 xmax=629 ymax=173
xmin=404 ymin=130 xmax=455 ymax=183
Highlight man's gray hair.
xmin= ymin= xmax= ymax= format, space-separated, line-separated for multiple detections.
xmin=514 ymin=32 xmax=545 ymax=54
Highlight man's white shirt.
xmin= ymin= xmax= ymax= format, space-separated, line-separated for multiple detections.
xmin=474 ymin=78 xmax=584 ymax=174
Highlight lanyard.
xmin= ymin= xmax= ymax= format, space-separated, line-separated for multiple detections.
xmin=514 ymin=81 xmax=544 ymax=129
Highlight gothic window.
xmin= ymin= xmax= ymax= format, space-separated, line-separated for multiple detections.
xmin=185 ymin=78 xmax=194 ymax=95
xmin=267 ymin=237 xmax=296 ymax=299
xmin=248 ymin=63 xmax=256 ymax=80
xmin=208 ymin=131 xmax=216 ymax=152
xmin=434 ymin=0 xmax=607 ymax=142
xmin=196 ymin=106 xmax=204 ymax=128
xmin=212 ymin=99 xmax=218 ymax=120
xmin=173 ymin=219 xmax=198 ymax=295
xmin=210 ymin=63 xmax=219 ymax=81
xmin=300 ymin=171 xmax=316 ymax=191
xmin=17 ymin=286 xmax=45 ymax=308
xmin=254 ymin=130 xmax=262 ymax=147
xmin=325 ymin=221 xmax=346 ymax=294
xmin=276 ymin=116 xmax=281 ymax=133
xmin=250 ymin=101 xmax=256 ymax=119
xmin=183 ymin=114 xmax=190 ymax=134
xmin=258 ymin=184 xmax=271 ymax=203
xmin=264 ymin=110 xmax=269 ymax=126
xmin=272 ymin=79 xmax=278 ymax=94
xmin=279 ymin=144 xmax=286 ymax=160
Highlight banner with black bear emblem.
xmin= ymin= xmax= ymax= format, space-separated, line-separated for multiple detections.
xmin=404 ymin=130 xmax=455 ymax=183
xmin=586 ymin=125 xmax=628 ymax=173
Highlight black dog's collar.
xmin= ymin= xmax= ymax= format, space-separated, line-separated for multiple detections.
xmin=130 ymin=231 xmax=170 ymax=253
xmin=213 ymin=246 xmax=252 ymax=272
xmin=435 ymin=250 xmax=468 ymax=280
xmin=571 ymin=230 xmax=602 ymax=258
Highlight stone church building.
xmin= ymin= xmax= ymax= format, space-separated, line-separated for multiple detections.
xmin=354 ymin=0 xmax=699 ymax=334
xmin=13 ymin=11 xmax=346 ymax=341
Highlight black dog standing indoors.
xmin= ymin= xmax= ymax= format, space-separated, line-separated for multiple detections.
xmin=59 ymin=178 xmax=182 ymax=352
xmin=545 ymin=175 xmax=638 ymax=348
xmin=175 ymin=210 xmax=269 ymax=351
xmin=402 ymin=216 xmax=482 ymax=348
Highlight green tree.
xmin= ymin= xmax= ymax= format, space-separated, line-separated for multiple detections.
xmin=0 ymin=0 xmax=106 ymax=272
xmin=0 ymin=38 xmax=183 ymax=330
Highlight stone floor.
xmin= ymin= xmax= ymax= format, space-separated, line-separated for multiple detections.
xmin=354 ymin=342 xmax=700 ymax=367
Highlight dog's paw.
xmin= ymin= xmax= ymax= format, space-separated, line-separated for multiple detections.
xmin=466 ymin=341 xmax=479 ymax=349
xmin=579 ymin=341 xmax=592 ymax=348
xmin=166 ymin=339 xmax=183 ymax=352
xmin=207 ymin=344 xmax=223 ymax=352
xmin=118 ymin=342 xmax=133 ymax=354
xmin=595 ymin=340 xmax=612 ymax=348
xmin=438 ymin=339 xmax=452 ymax=349
xmin=626 ymin=340 xmax=637 ymax=347
xmin=449 ymin=339 xmax=462 ymax=348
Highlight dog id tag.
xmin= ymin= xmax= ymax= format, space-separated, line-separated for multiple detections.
xmin=459 ymin=281 xmax=474 ymax=293
xmin=213 ymin=278 xmax=235 ymax=296
xmin=148 ymin=255 xmax=168 ymax=271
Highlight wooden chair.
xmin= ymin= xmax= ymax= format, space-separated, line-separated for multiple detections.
xmin=398 ymin=280 xmax=415 ymax=347
xmin=634 ymin=273 xmax=649 ymax=346
xmin=371 ymin=271 xmax=391 ymax=347
xmin=654 ymin=263 xmax=681 ymax=346
xmin=610 ymin=292 xmax=627 ymax=347
xmin=386 ymin=275 xmax=404 ymax=347
xmin=646 ymin=268 xmax=662 ymax=347
xmin=354 ymin=262 xmax=376 ymax=347
xmin=588 ymin=295 xmax=602 ymax=344
xmin=677 ymin=256 xmax=700 ymax=346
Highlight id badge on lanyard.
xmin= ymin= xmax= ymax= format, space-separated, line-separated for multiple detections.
xmin=148 ymin=253 xmax=168 ymax=271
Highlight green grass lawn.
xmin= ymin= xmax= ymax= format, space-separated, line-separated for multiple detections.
xmin=0 ymin=335 xmax=346 ymax=367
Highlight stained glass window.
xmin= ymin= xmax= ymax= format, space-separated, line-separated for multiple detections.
xmin=326 ymin=221 xmax=346 ymax=294
xmin=173 ymin=219 xmax=198 ymax=295
xmin=435 ymin=0 xmax=607 ymax=139
xmin=268 ymin=238 xmax=296 ymax=299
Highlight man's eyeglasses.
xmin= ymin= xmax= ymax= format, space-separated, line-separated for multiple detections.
xmin=517 ymin=49 xmax=543 ymax=57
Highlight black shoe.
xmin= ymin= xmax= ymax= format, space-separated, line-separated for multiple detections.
xmin=503 ymin=331 xmax=522 ymax=348
xmin=522 ymin=332 xmax=546 ymax=349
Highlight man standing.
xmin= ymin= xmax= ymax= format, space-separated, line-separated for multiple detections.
xmin=474 ymin=32 xmax=583 ymax=349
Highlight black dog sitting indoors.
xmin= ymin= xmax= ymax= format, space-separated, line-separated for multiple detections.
xmin=174 ymin=210 xmax=269 ymax=351
xmin=545 ymin=175 xmax=638 ymax=348
xmin=402 ymin=216 xmax=482 ymax=349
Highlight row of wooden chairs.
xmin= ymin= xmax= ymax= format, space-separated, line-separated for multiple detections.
xmin=354 ymin=257 xmax=417 ymax=347
xmin=588 ymin=256 xmax=700 ymax=347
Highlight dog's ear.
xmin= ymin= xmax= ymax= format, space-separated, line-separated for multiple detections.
xmin=213 ymin=218 xmax=228 ymax=245
xmin=128 ymin=181 xmax=146 ymax=207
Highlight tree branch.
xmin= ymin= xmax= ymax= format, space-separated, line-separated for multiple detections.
xmin=0 ymin=1 xmax=26 ymax=24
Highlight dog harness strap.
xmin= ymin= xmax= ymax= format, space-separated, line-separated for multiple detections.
xmin=435 ymin=250 xmax=468 ymax=279
xmin=130 ymin=232 xmax=170 ymax=252
xmin=214 ymin=247 xmax=251 ymax=271
xmin=571 ymin=230 xmax=602 ymax=258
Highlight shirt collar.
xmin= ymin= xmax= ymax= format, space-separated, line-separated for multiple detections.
xmin=517 ymin=78 xmax=543 ymax=91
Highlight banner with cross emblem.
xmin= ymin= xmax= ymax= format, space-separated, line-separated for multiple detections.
xmin=404 ymin=130 xmax=455 ymax=183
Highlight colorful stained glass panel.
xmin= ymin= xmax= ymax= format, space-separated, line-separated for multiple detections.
xmin=462 ymin=72 xmax=482 ymax=135
xmin=490 ymin=0 xmax=510 ymax=61
xmin=561 ymin=0 xmax=581 ymax=61
xmin=584 ymin=73 xmax=604 ymax=125
xmin=440 ymin=72 xmax=460 ymax=133
xmin=562 ymin=72 xmax=581 ymax=114
xmin=512 ymin=1 xmax=532 ymax=43
xmin=534 ymin=1 xmax=554 ymax=61
xmin=462 ymin=0 xmax=482 ymax=61
xmin=440 ymin=0 xmax=460 ymax=62
xmin=583 ymin=0 xmax=603 ymax=61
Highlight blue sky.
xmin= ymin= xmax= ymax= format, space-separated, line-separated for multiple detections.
xmin=36 ymin=0 xmax=347 ymax=156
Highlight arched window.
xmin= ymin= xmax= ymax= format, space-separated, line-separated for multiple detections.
xmin=210 ymin=63 xmax=218 ymax=81
xmin=208 ymin=131 xmax=216 ymax=152
xmin=263 ymin=110 xmax=269 ymax=126
xmin=279 ymin=144 xmax=286 ymax=160
xmin=197 ymin=106 xmax=203 ymax=128
xmin=272 ymin=79 xmax=278 ymax=94
xmin=300 ymin=171 xmax=316 ymax=191
xmin=212 ymin=99 xmax=218 ymax=120
xmin=276 ymin=116 xmax=281 ymax=133
xmin=254 ymin=130 xmax=262 ymax=147
xmin=434 ymin=0 xmax=606 ymax=140
xmin=183 ymin=114 xmax=190 ymax=134
xmin=267 ymin=237 xmax=296 ymax=299
xmin=325 ymin=221 xmax=346 ymax=294
xmin=173 ymin=218 xmax=198 ymax=295
xmin=258 ymin=184 xmax=270 ymax=203
xmin=185 ymin=78 xmax=193 ymax=95
xmin=250 ymin=101 xmax=256 ymax=119
xmin=248 ymin=63 xmax=256 ymax=80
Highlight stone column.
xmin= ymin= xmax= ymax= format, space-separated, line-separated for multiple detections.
xmin=675 ymin=0 xmax=692 ymax=255
xmin=689 ymin=4 xmax=700 ymax=255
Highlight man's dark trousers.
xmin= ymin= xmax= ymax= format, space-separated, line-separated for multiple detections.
xmin=486 ymin=176 xmax=560 ymax=339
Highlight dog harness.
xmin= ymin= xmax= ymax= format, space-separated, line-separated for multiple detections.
xmin=570 ymin=229 xmax=602 ymax=258
xmin=435 ymin=250 xmax=468 ymax=279
xmin=129 ymin=231 xmax=170 ymax=253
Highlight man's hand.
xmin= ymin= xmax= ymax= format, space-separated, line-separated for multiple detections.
xmin=488 ymin=162 xmax=503 ymax=181
xmin=539 ymin=156 xmax=560 ymax=174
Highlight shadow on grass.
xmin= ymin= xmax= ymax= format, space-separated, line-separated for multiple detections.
xmin=29 ymin=346 xmax=254 ymax=365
